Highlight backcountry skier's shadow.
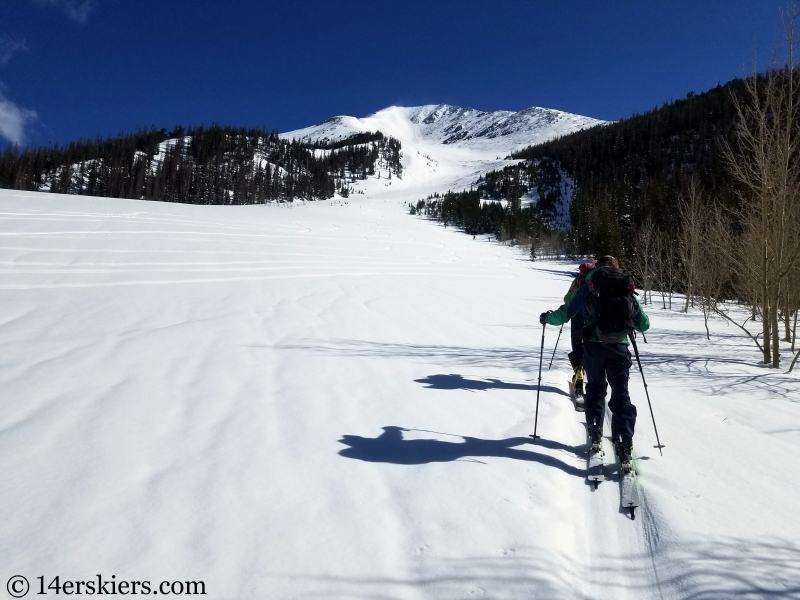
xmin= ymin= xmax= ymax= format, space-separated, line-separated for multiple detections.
xmin=338 ymin=426 xmax=585 ymax=477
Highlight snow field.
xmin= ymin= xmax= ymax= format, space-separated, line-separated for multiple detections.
xmin=1 ymin=189 xmax=799 ymax=599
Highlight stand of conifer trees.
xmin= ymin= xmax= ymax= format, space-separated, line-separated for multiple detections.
xmin=509 ymin=78 xmax=750 ymax=257
xmin=409 ymin=189 xmax=556 ymax=248
xmin=0 ymin=125 xmax=402 ymax=204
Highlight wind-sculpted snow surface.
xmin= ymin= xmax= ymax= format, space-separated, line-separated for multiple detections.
xmin=1 ymin=189 xmax=799 ymax=599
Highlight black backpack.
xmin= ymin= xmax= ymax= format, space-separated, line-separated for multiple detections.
xmin=584 ymin=268 xmax=636 ymax=344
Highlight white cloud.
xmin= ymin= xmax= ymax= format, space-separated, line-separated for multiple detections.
xmin=0 ymin=92 xmax=37 ymax=145
xmin=0 ymin=35 xmax=29 ymax=67
xmin=34 ymin=0 xmax=97 ymax=23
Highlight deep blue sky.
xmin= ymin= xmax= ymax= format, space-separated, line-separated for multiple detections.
xmin=0 ymin=0 xmax=789 ymax=147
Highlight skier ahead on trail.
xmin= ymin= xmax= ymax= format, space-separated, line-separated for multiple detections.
xmin=563 ymin=260 xmax=596 ymax=399
xmin=539 ymin=256 xmax=650 ymax=468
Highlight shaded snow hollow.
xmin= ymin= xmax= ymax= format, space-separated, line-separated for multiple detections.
xmin=1 ymin=188 xmax=798 ymax=599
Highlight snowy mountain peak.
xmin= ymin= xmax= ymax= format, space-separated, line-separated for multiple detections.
xmin=287 ymin=103 xmax=606 ymax=152
xmin=401 ymin=103 xmax=582 ymax=146
xmin=404 ymin=104 xmax=493 ymax=125
xmin=281 ymin=103 xmax=607 ymax=204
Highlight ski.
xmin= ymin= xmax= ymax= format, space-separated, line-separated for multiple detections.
xmin=619 ymin=461 xmax=641 ymax=520
xmin=586 ymin=424 xmax=604 ymax=489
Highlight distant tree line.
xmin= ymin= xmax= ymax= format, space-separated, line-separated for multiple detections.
xmin=0 ymin=124 xmax=402 ymax=203
xmin=409 ymin=189 xmax=565 ymax=257
xmin=475 ymin=157 xmax=571 ymax=222
xmin=408 ymin=153 xmax=573 ymax=257
xmin=307 ymin=131 xmax=385 ymax=150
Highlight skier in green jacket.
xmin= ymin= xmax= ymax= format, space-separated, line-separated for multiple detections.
xmin=539 ymin=257 xmax=650 ymax=471
xmin=563 ymin=260 xmax=597 ymax=401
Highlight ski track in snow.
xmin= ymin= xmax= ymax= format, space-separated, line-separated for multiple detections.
xmin=1 ymin=190 xmax=800 ymax=600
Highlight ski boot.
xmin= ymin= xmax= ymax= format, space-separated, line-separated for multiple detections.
xmin=572 ymin=366 xmax=585 ymax=397
xmin=587 ymin=423 xmax=603 ymax=455
xmin=614 ymin=436 xmax=633 ymax=474
xmin=570 ymin=366 xmax=586 ymax=411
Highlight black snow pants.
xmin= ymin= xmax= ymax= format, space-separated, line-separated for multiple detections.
xmin=567 ymin=313 xmax=585 ymax=371
xmin=583 ymin=341 xmax=637 ymax=443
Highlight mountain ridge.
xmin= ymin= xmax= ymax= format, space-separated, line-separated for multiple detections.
xmin=284 ymin=103 xmax=607 ymax=153
xmin=281 ymin=104 xmax=606 ymax=205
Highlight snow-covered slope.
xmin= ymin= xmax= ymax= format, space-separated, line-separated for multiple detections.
xmin=2 ymin=188 xmax=798 ymax=599
xmin=282 ymin=104 xmax=606 ymax=201
xmin=286 ymin=104 xmax=603 ymax=152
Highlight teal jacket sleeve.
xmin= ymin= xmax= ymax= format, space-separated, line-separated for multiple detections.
xmin=633 ymin=296 xmax=650 ymax=333
xmin=545 ymin=284 xmax=590 ymax=326
xmin=545 ymin=302 xmax=570 ymax=326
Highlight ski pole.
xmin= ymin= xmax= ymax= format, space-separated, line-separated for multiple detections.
xmin=548 ymin=324 xmax=563 ymax=369
xmin=629 ymin=330 xmax=664 ymax=455
xmin=532 ymin=323 xmax=546 ymax=443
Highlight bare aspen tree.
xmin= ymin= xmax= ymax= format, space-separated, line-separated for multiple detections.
xmin=710 ymin=204 xmax=771 ymax=356
xmin=789 ymin=248 xmax=800 ymax=370
xmin=790 ymin=266 xmax=800 ymax=370
xmin=651 ymin=233 xmax=667 ymax=309
xmin=678 ymin=178 xmax=705 ymax=313
xmin=780 ymin=276 xmax=798 ymax=344
xmin=790 ymin=343 xmax=800 ymax=372
xmin=651 ymin=228 xmax=680 ymax=310
xmin=662 ymin=231 xmax=680 ymax=310
xmin=632 ymin=217 xmax=656 ymax=304
xmin=696 ymin=208 xmax=731 ymax=340
xmin=721 ymin=8 xmax=800 ymax=367
xmin=782 ymin=287 xmax=791 ymax=341
xmin=790 ymin=268 xmax=800 ymax=351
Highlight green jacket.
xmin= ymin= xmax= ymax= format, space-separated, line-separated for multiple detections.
xmin=563 ymin=278 xmax=579 ymax=304
xmin=545 ymin=267 xmax=650 ymax=344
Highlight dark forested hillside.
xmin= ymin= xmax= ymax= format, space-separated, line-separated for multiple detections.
xmin=409 ymin=188 xmax=564 ymax=261
xmin=475 ymin=157 xmax=571 ymax=221
xmin=0 ymin=125 xmax=403 ymax=204
xmin=480 ymin=77 xmax=750 ymax=256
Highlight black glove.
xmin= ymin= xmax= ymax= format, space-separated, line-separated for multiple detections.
xmin=539 ymin=311 xmax=552 ymax=325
